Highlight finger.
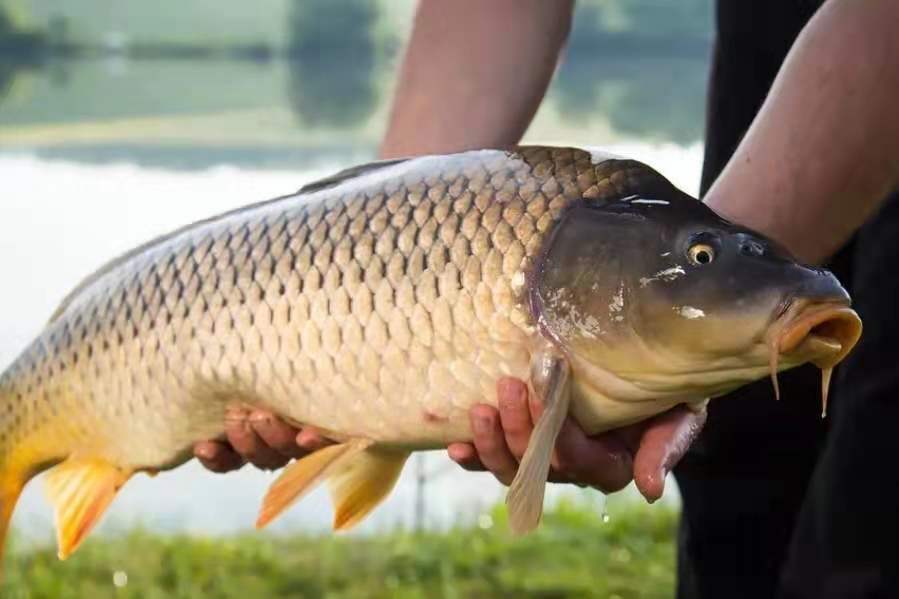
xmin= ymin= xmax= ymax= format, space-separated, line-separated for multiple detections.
xmin=225 ymin=409 xmax=291 ymax=470
xmin=496 ymin=377 xmax=534 ymax=460
xmin=470 ymin=404 xmax=519 ymax=486
xmin=249 ymin=410 xmax=306 ymax=458
xmin=614 ymin=421 xmax=646 ymax=456
xmin=633 ymin=404 xmax=708 ymax=503
xmin=295 ymin=427 xmax=334 ymax=453
xmin=545 ymin=468 xmax=576 ymax=484
xmin=193 ymin=440 xmax=246 ymax=473
xmin=447 ymin=443 xmax=486 ymax=472
xmin=551 ymin=418 xmax=634 ymax=493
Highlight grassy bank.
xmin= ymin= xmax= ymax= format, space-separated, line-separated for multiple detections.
xmin=3 ymin=500 xmax=677 ymax=598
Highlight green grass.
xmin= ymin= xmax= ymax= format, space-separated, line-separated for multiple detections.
xmin=3 ymin=500 xmax=677 ymax=598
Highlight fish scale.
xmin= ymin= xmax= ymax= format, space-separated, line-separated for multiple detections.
xmin=0 ymin=147 xmax=649 ymax=475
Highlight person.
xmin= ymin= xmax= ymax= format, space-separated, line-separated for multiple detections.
xmin=195 ymin=1 xmax=899 ymax=596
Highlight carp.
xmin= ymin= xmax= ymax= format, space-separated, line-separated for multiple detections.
xmin=0 ymin=146 xmax=861 ymax=561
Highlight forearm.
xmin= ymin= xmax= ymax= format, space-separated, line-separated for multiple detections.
xmin=379 ymin=0 xmax=573 ymax=159
xmin=705 ymin=0 xmax=899 ymax=264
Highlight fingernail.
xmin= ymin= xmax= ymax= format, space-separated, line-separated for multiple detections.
xmin=499 ymin=394 xmax=521 ymax=414
xmin=447 ymin=446 xmax=465 ymax=462
xmin=296 ymin=431 xmax=319 ymax=449
xmin=225 ymin=407 xmax=247 ymax=421
xmin=474 ymin=413 xmax=492 ymax=434
xmin=195 ymin=444 xmax=214 ymax=460
xmin=249 ymin=412 xmax=272 ymax=425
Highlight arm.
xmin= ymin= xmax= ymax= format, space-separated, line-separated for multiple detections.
xmin=379 ymin=0 xmax=574 ymax=158
xmin=706 ymin=0 xmax=899 ymax=265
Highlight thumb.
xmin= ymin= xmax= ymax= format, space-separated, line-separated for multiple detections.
xmin=633 ymin=405 xmax=707 ymax=503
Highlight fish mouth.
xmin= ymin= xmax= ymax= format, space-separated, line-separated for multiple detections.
xmin=766 ymin=298 xmax=863 ymax=416
xmin=776 ymin=300 xmax=862 ymax=366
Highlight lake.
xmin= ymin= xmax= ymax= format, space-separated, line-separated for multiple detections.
xmin=0 ymin=53 xmax=707 ymax=542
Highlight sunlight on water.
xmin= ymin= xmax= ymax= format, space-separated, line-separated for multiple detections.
xmin=0 ymin=142 xmax=695 ymax=539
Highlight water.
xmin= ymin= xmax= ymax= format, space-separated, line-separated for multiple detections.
xmin=0 ymin=52 xmax=706 ymax=542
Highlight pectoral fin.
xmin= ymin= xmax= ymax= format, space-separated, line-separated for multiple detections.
xmin=506 ymin=350 xmax=571 ymax=535
xmin=256 ymin=439 xmax=373 ymax=529
xmin=329 ymin=448 xmax=409 ymax=531
xmin=44 ymin=458 xmax=132 ymax=560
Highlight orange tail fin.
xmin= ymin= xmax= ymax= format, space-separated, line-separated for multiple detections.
xmin=0 ymin=471 xmax=25 ymax=566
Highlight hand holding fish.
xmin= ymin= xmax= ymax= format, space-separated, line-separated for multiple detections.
xmin=195 ymin=377 xmax=706 ymax=503
xmin=447 ymin=378 xmax=706 ymax=503
xmin=194 ymin=410 xmax=332 ymax=473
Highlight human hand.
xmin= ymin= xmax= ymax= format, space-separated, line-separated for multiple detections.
xmin=194 ymin=379 xmax=705 ymax=503
xmin=193 ymin=407 xmax=332 ymax=473
xmin=448 ymin=377 xmax=706 ymax=502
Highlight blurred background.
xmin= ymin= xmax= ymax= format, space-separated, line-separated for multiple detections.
xmin=1 ymin=1 xmax=711 ymax=596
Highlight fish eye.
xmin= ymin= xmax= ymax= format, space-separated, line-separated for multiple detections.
xmin=688 ymin=243 xmax=716 ymax=265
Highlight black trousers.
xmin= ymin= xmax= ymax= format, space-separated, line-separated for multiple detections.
xmin=674 ymin=2 xmax=899 ymax=597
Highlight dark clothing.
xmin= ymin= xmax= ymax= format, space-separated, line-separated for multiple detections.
xmin=674 ymin=1 xmax=899 ymax=597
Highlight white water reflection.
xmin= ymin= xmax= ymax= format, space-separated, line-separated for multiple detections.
xmin=1 ymin=142 xmax=699 ymax=541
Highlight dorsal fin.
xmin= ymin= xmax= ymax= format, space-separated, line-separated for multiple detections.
xmin=298 ymin=158 xmax=409 ymax=195
xmin=47 ymin=191 xmax=298 ymax=324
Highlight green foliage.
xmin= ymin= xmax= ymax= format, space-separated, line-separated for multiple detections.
xmin=286 ymin=0 xmax=382 ymax=129
xmin=553 ymin=56 xmax=707 ymax=144
xmin=577 ymin=0 xmax=712 ymax=41
xmin=287 ymin=0 xmax=377 ymax=55
xmin=3 ymin=501 xmax=677 ymax=598
xmin=0 ymin=2 xmax=45 ymax=58
xmin=3 ymin=0 xmax=293 ymax=46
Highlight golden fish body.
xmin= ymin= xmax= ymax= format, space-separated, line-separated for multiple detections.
xmin=0 ymin=145 xmax=862 ymax=558
xmin=1 ymin=148 xmax=639 ymax=469
xmin=0 ymin=147 xmax=669 ymax=555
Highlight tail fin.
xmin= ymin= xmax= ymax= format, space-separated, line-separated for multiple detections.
xmin=0 ymin=470 xmax=25 ymax=566
xmin=0 ymin=370 xmax=27 ymax=566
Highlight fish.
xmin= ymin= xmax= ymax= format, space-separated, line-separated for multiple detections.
xmin=0 ymin=146 xmax=862 ymax=561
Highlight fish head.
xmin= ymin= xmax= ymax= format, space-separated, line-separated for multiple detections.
xmin=533 ymin=184 xmax=862 ymax=417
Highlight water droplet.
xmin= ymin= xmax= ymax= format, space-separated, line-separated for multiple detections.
xmin=113 ymin=571 xmax=128 ymax=588
xmin=599 ymin=493 xmax=611 ymax=524
xmin=478 ymin=514 xmax=494 ymax=530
